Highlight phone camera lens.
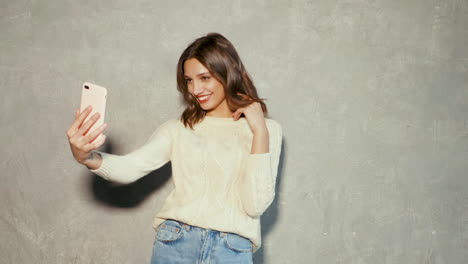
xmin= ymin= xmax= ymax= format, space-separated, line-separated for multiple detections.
xmin=85 ymin=85 xmax=89 ymax=89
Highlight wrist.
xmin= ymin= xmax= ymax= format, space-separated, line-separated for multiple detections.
xmin=81 ymin=152 xmax=102 ymax=169
xmin=252 ymin=124 xmax=268 ymax=135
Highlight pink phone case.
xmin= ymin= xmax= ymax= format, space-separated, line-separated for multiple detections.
xmin=80 ymin=82 xmax=107 ymax=144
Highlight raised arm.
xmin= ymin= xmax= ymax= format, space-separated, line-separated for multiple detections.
xmin=238 ymin=120 xmax=283 ymax=217
xmin=88 ymin=119 xmax=176 ymax=184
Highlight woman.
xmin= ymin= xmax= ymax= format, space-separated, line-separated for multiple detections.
xmin=67 ymin=32 xmax=282 ymax=263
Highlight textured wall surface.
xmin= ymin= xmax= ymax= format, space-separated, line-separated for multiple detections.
xmin=1 ymin=0 xmax=467 ymax=263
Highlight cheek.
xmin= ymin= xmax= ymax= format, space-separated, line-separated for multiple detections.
xmin=211 ymin=82 xmax=225 ymax=96
xmin=187 ymin=86 xmax=194 ymax=95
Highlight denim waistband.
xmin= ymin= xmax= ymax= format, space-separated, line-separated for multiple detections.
xmin=160 ymin=219 xmax=230 ymax=238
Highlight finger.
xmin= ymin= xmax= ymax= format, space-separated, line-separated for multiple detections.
xmin=253 ymin=102 xmax=262 ymax=111
xmin=68 ymin=105 xmax=93 ymax=137
xmin=236 ymin=92 xmax=252 ymax=101
xmin=94 ymin=134 xmax=106 ymax=148
xmin=84 ymin=122 xmax=108 ymax=145
xmin=67 ymin=108 xmax=86 ymax=138
xmin=250 ymin=104 xmax=264 ymax=119
xmin=84 ymin=134 xmax=106 ymax=152
xmin=232 ymin=108 xmax=240 ymax=119
xmin=78 ymin=111 xmax=101 ymax=138
xmin=232 ymin=108 xmax=244 ymax=120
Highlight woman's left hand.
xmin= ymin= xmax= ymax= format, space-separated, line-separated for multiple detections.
xmin=232 ymin=98 xmax=267 ymax=134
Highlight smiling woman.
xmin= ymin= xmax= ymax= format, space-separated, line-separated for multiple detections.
xmin=176 ymin=33 xmax=267 ymax=129
xmin=67 ymin=32 xmax=282 ymax=264
xmin=183 ymin=58 xmax=230 ymax=117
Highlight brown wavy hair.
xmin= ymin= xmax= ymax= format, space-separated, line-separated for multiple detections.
xmin=176 ymin=32 xmax=267 ymax=129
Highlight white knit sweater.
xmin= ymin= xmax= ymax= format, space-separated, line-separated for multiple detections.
xmin=89 ymin=115 xmax=282 ymax=252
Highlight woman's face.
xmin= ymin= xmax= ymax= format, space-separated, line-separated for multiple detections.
xmin=184 ymin=58 xmax=231 ymax=117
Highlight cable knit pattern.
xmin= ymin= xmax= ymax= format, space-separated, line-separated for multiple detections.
xmin=89 ymin=115 xmax=282 ymax=252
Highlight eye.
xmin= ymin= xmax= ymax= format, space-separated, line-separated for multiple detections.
xmin=185 ymin=79 xmax=192 ymax=83
xmin=201 ymin=76 xmax=210 ymax=81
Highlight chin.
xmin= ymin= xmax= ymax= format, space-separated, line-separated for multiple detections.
xmin=200 ymin=103 xmax=216 ymax=112
xmin=200 ymin=105 xmax=210 ymax=111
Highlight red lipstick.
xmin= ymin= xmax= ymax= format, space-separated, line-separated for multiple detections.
xmin=198 ymin=94 xmax=211 ymax=103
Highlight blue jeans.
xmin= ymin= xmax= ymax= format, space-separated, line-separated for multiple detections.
xmin=150 ymin=219 xmax=253 ymax=264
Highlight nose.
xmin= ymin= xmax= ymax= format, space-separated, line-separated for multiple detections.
xmin=192 ymin=80 xmax=204 ymax=96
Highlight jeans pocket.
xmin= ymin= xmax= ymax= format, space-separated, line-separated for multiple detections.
xmin=155 ymin=220 xmax=184 ymax=243
xmin=223 ymin=233 xmax=253 ymax=253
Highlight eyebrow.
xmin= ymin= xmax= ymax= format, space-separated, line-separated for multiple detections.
xmin=184 ymin=72 xmax=210 ymax=78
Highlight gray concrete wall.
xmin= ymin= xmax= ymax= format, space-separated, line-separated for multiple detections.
xmin=1 ymin=0 xmax=467 ymax=263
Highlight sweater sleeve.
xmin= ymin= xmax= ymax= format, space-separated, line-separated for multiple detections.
xmin=88 ymin=119 xmax=176 ymax=184
xmin=238 ymin=119 xmax=283 ymax=217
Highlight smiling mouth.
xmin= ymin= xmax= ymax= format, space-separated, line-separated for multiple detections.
xmin=197 ymin=94 xmax=211 ymax=103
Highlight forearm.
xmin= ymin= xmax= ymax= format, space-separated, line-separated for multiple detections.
xmin=240 ymin=126 xmax=273 ymax=217
xmin=241 ymin=121 xmax=282 ymax=217
xmin=86 ymin=149 xmax=171 ymax=184
xmin=250 ymin=127 xmax=269 ymax=154
xmin=239 ymin=153 xmax=275 ymax=217
xmin=82 ymin=152 xmax=103 ymax=170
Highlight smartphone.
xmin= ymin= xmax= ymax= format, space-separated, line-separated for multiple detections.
xmin=80 ymin=82 xmax=107 ymax=144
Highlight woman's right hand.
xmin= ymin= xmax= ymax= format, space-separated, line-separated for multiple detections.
xmin=66 ymin=105 xmax=108 ymax=165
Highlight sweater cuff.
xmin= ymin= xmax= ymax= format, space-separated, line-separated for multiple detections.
xmin=88 ymin=151 xmax=112 ymax=181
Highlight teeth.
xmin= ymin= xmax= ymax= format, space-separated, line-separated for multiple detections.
xmin=199 ymin=95 xmax=210 ymax=100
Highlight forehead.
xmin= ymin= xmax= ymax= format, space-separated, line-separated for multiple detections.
xmin=183 ymin=58 xmax=209 ymax=77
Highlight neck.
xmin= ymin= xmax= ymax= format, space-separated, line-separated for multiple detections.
xmin=205 ymin=100 xmax=233 ymax=118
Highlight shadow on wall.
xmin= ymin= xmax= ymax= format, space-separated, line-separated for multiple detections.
xmin=254 ymin=139 xmax=287 ymax=264
xmin=86 ymin=137 xmax=172 ymax=208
